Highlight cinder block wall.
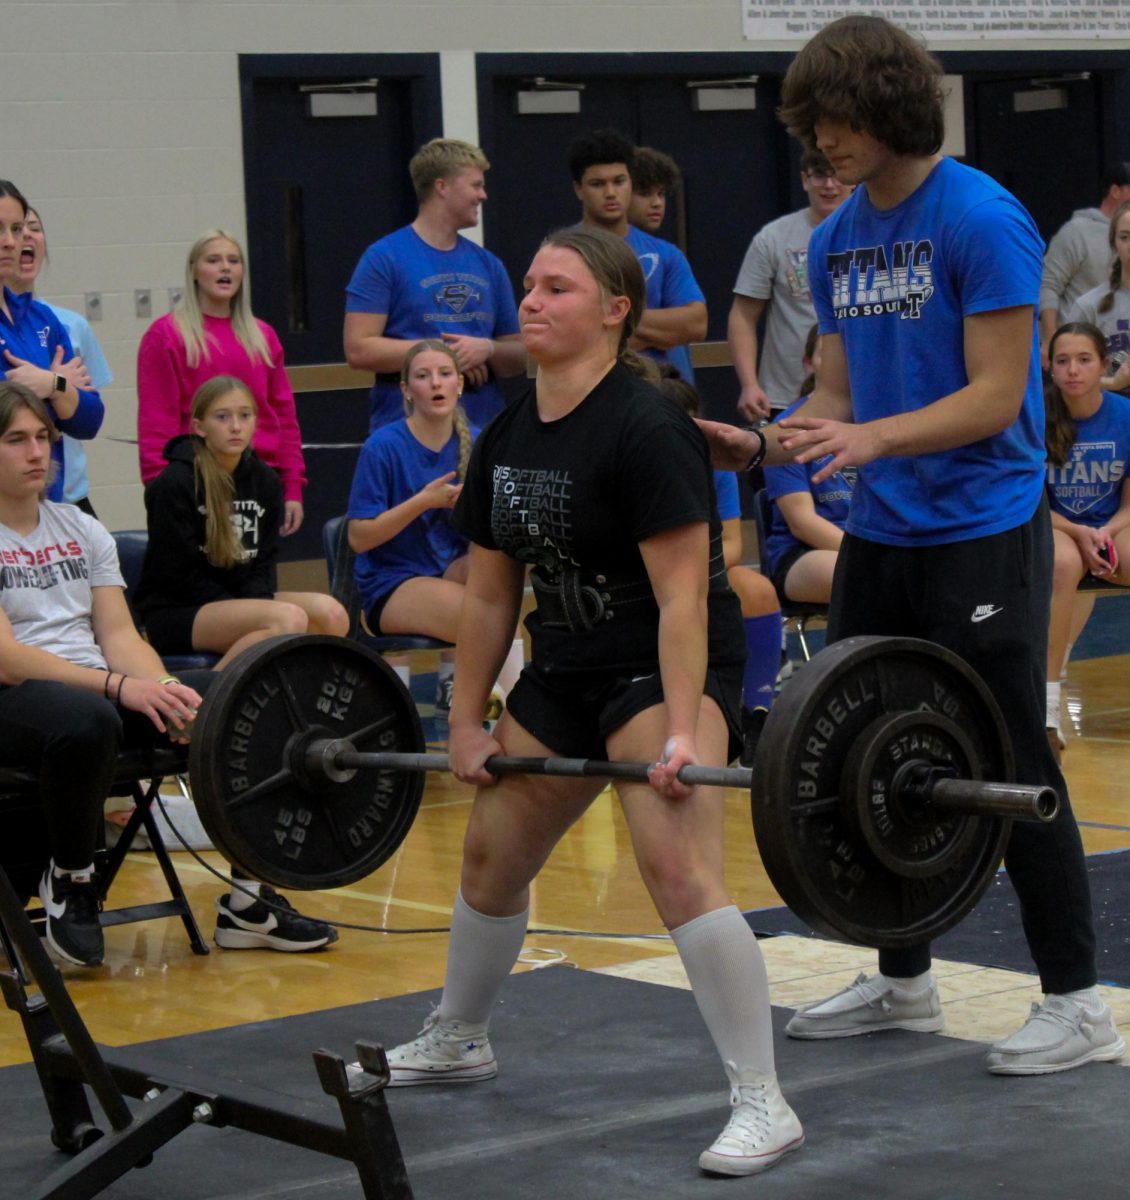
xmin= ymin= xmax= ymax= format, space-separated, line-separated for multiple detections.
xmin=2 ymin=2 xmax=1119 ymax=527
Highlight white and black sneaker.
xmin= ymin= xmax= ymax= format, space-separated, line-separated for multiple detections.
xmin=214 ymin=886 xmax=338 ymax=952
xmin=39 ymin=863 xmax=104 ymax=967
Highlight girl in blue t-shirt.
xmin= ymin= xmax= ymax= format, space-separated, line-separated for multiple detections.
xmin=763 ymin=327 xmax=853 ymax=605
xmin=1044 ymin=321 xmax=1130 ymax=750
xmin=347 ymin=339 xmax=477 ymax=708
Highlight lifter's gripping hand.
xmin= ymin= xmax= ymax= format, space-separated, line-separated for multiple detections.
xmin=648 ymin=734 xmax=697 ymax=801
xmin=449 ymin=721 xmax=504 ymax=788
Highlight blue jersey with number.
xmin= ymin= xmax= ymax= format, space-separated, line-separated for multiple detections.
xmin=1046 ymin=391 xmax=1130 ymax=527
xmin=809 ymin=158 xmax=1046 ymax=546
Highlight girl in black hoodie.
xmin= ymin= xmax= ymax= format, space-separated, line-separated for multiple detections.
xmin=135 ymin=376 xmax=347 ymax=669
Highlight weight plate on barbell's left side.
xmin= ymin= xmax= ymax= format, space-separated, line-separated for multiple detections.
xmin=750 ymin=636 xmax=1013 ymax=949
xmin=188 ymin=635 xmax=426 ymax=890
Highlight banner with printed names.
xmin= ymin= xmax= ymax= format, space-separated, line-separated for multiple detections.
xmin=742 ymin=1 xmax=1130 ymax=42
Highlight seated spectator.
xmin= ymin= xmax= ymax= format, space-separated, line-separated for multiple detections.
xmin=8 ymin=203 xmax=112 ymax=517
xmin=137 ymin=230 xmax=307 ymax=534
xmin=133 ymin=376 xmax=348 ymax=671
xmin=347 ymin=340 xmax=521 ymax=713
xmin=628 ymin=146 xmax=681 ymax=235
xmin=762 ymin=327 xmax=854 ymax=605
xmin=0 ymin=182 xmax=102 ymax=505
xmin=1038 ymin=163 xmax=1130 ymax=367
xmin=1066 ymin=201 xmax=1130 ymax=395
xmin=0 ymin=382 xmax=207 ymax=967
xmin=1043 ymin=321 xmax=1130 ymax=758
xmin=653 ymin=368 xmax=782 ymax=764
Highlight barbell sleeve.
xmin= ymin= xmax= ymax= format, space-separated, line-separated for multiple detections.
xmin=927 ymin=779 xmax=1059 ymax=823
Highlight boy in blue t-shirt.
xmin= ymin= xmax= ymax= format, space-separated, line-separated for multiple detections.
xmin=700 ymin=15 xmax=1117 ymax=1079
xmin=567 ymin=129 xmax=707 ymax=380
xmin=344 ymin=138 xmax=525 ymax=431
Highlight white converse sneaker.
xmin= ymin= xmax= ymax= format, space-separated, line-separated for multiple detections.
xmin=699 ymin=1065 xmax=804 ymax=1177
xmin=383 ymin=1009 xmax=497 ymax=1086
xmin=785 ymin=972 xmax=944 ymax=1039
xmin=986 ymin=996 xmax=1125 ymax=1075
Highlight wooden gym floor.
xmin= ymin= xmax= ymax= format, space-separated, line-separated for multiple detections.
xmin=3 ymin=599 xmax=1129 ymax=1071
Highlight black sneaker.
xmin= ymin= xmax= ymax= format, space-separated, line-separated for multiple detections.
xmin=214 ymin=886 xmax=339 ymax=952
xmin=740 ymin=707 xmax=769 ymax=769
xmin=39 ymin=864 xmax=104 ymax=967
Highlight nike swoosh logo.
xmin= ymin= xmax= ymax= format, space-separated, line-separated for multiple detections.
xmin=971 ymin=606 xmax=1004 ymax=623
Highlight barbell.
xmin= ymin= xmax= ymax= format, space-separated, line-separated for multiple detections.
xmin=184 ymin=633 xmax=1058 ymax=949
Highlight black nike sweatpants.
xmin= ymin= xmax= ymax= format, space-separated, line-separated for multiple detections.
xmin=826 ymin=496 xmax=1096 ymax=994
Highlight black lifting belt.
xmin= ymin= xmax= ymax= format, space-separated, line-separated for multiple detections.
xmin=530 ymin=567 xmax=653 ymax=633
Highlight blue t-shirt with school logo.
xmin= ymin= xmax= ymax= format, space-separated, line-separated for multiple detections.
xmin=763 ymin=398 xmax=855 ymax=573
xmin=345 ymin=226 xmax=520 ymax=430
xmin=809 ymin=157 xmax=1046 ymax=546
xmin=1046 ymin=391 xmax=1130 ymax=527
xmin=625 ymin=224 xmax=706 ymax=383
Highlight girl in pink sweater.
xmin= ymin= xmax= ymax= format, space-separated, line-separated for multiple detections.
xmin=136 ymin=229 xmax=307 ymax=534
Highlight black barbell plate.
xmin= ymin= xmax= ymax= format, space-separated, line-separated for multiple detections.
xmin=189 ymin=635 xmax=425 ymax=890
xmin=750 ymin=636 xmax=1012 ymax=949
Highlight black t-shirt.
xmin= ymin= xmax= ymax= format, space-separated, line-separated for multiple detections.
xmin=454 ymin=362 xmax=743 ymax=672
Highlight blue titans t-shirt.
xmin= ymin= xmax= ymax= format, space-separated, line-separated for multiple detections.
xmin=1046 ymin=391 xmax=1130 ymax=527
xmin=809 ymin=158 xmax=1046 ymax=546
xmin=624 ymin=225 xmax=706 ymax=382
xmin=345 ymin=226 xmax=520 ymax=431
xmin=347 ymin=418 xmax=471 ymax=612
xmin=763 ymin=398 xmax=855 ymax=573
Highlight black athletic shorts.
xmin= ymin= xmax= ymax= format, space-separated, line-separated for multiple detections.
xmin=770 ymin=544 xmax=813 ymax=601
xmin=364 ymin=587 xmax=399 ymax=635
xmin=141 ymin=605 xmax=202 ymax=656
xmin=504 ymin=659 xmax=744 ymax=765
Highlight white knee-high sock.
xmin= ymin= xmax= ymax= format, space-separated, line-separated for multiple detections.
xmin=437 ymin=890 xmax=529 ymax=1026
xmin=671 ymin=905 xmax=776 ymax=1079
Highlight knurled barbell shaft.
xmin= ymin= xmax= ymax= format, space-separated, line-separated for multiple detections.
xmin=326 ymin=748 xmax=750 ymax=788
xmin=312 ymin=744 xmax=1058 ymax=823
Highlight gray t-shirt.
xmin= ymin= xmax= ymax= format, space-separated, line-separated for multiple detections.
xmin=1039 ymin=207 xmax=1112 ymax=322
xmin=733 ymin=207 xmax=819 ymax=410
xmin=0 ymin=502 xmax=124 ymax=669
xmin=1067 ymin=283 xmax=1130 ymax=372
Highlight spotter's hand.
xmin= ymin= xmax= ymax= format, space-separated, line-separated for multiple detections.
xmin=778 ymin=415 xmax=881 ymax=484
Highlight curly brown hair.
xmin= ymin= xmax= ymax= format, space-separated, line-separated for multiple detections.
xmin=779 ymin=16 xmax=945 ymax=158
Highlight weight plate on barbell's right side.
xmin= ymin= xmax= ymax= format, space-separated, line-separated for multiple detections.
xmin=750 ymin=636 xmax=1013 ymax=949
xmin=188 ymin=635 xmax=426 ymax=890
